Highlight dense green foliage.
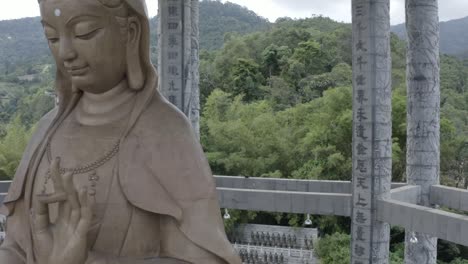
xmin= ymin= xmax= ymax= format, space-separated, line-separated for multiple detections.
xmin=0 ymin=2 xmax=467 ymax=263
xmin=198 ymin=13 xmax=467 ymax=263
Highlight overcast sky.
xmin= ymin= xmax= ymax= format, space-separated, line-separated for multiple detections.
xmin=1 ymin=0 xmax=467 ymax=25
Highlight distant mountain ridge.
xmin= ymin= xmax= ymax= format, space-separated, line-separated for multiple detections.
xmin=1 ymin=1 xmax=467 ymax=77
xmin=391 ymin=16 xmax=468 ymax=58
xmin=0 ymin=0 xmax=270 ymax=75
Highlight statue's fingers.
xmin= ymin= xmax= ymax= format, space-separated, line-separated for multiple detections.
xmin=63 ymin=172 xmax=81 ymax=228
xmin=36 ymin=192 xmax=67 ymax=204
xmin=76 ymin=187 xmax=93 ymax=236
xmin=61 ymin=172 xmax=80 ymax=220
xmin=32 ymin=196 xmax=51 ymax=232
xmin=50 ymin=157 xmax=70 ymax=218
xmin=50 ymin=157 xmax=65 ymax=193
xmin=31 ymin=198 xmax=53 ymax=250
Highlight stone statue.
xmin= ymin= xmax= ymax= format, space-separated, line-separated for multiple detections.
xmin=0 ymin=0 xmax=241 ymax=263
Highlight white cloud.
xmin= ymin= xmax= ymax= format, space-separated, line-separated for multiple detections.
xmin=0 ymin=0 xmax=467 ymax=25
xmin=1 ymin=0 xmax=40 ymax=20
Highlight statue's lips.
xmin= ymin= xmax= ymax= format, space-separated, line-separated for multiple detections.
xmin=67 ymin=65 xmax=89 ymax=76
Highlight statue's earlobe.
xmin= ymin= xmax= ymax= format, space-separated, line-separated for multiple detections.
xmin=126 ymin=17 xmax=145 ymax=90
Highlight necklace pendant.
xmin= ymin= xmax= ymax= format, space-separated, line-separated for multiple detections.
xmin=88 ymin=171 xmax=100 ymax=197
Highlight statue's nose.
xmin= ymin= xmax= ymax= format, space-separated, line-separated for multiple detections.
xmin=59 ymin=38 xmax=78 ymax=62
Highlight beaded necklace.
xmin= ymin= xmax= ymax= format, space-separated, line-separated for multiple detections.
xmin=41 ymin=139 xmax=120 ymax=198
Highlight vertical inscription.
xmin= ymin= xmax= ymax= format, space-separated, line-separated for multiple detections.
xmin=160 ymin=0 xmax=184 ymax=108
xmin=159 ymin=0 xmax=201 ymax=137
xmin=351 ymin=0 xmax=391 ymax=263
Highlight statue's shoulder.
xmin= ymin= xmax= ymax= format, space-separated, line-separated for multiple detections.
xmin=34 ymin=107 xmax=59 ymax=134
xmin=132 ymin=93 xmax=194 ymax=138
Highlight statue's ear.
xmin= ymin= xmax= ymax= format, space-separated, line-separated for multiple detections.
xmin=126 ymin=16 xmax=145 ymax=90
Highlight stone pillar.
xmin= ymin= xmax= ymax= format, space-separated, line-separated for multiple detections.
xmin=404 ymin=0 xmax=440 ymax=263
xmin=350 ymin=0 xmax=392 ymax=263
xmin=158 ymin=0 xmax=200 ymax=137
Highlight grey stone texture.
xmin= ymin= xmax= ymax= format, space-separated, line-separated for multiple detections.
xmin=377 ymin=199 xmax=468 ymax=247
xmin=158 ymin=0 xmax=200 ymax=137
xmin=351 ymin=0 xmax=392 ymax=263
xmin=217 ymin=188 xmax=352 ymax=217
xmin=231 ymin=224 xmax=318 ymax=264
xmin=215 ymin=176 xmax=352 ymax=193
xmin=405 ymin=0 xmax=440 ymax=262
xmin=390 ymin=185 xmax=421 ymax=204
xmin=430 ymin=185 xmax=468 ymax=211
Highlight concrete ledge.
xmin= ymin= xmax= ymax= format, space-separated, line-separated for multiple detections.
xmin=430 ymin=185 xmax=468 ymax=212
xmin=217 ymin=187 xmax=352 ymax=216
xmin=390 ymin=185 xmax=421 ymax=204
xmin=0 ymin=179 xmax=406 ymax=195
xmin=377 ymin=199 xmax=468 ymax=247
xmin=0 ymin=181 xmax=10 ymax=193
xmin=215 ymin=176 xmax=352 ymax=193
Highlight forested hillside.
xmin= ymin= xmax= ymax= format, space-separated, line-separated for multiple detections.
xmin=0 ymin=2 xmax=467 ymax=263
xmin=0 ymin=0 xmax=269 ymax=76
xmin=199 ymin=16 xmax=467 ymax=264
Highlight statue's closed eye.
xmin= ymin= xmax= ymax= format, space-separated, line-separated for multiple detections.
xmin=76 ymin=28 xmax=102 ymax=40
xmin=74 ymin=21 xmax=103 ymax=40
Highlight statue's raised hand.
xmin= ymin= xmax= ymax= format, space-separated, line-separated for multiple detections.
xmin=32 ymin=157 xmax=94 ymax=264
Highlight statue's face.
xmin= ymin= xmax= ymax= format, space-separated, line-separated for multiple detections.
xmin=40 ymin=0 xmax=128 ymax=94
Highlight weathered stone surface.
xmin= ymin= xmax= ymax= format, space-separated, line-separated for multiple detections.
xmin=405 ymin=0 xmax=440 ymax=263
xmin=158 ymin=0 xmax=200 ymax=137
xmin=351 ymin=0 xmax=392 ymax=263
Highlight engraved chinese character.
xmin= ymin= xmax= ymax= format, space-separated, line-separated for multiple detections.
xmin=355 ymin=210 xmax=367 ymax=224
xmin=168 ymin=66 xmax=179 ymax=76
xmin=356 ymin=177 xmax=369 ymax=189
xmin=355 ymin=5 xmax=365 ymax=17
xmin=357 ymin=56 xmax=367 ymax=71
xmin=168 ymin=52 xmax=178 ymax=60
xmin=356 ymin=160 xmax=367 ymax=173
xmin=169 ymin=95 xmax=177 ymax=104
xmin=357 ymin=22 xmax=367 ymax=33
xmin=356 ymin=194 xmax=368 ymax=207
xmin=169 ymin=35 xmax=178 ymax=48
xmin=168 ymin=6 xmax=179 ymax=16
xmin=168 ymin=22 xmax=179 ymax=30
xmin=356 ymin=226 xmax=366 ymax=242
xmin=356 ymin=124 xmax=368 ymax=140
xmin=356 ymin=90 xmax=368 ymax=104
xmin=356 ymin=75 xmax=366 ymax=86
xmin=357 ymin=143 xmax=368 ymax=156
xmin=354 ymin=244 xmax=365 ymax=257
xmin=168 ymin=80 xmax=178 ymax=91
xmin=356 ymin=40 xmax=367 ymax=52
xmin=356 ymin=107 xmax=367 ymax=122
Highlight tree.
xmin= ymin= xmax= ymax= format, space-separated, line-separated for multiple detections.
xmin=0 ymin=116 xmax=32 ymax=179
xmin=230 ymin=58 xmax=265 ymax=101
xmin=316 ymin=233 xmax=350 ymax=264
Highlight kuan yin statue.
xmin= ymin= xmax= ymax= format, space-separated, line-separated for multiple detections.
xmin=0 ymin=0 xmax=241 ymax=263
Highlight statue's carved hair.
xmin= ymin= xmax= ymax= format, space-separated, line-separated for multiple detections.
xmin=97 ymin=0 xmax=124 ymax=8
xmin=38 ymin=0 xmax=130 ymax=36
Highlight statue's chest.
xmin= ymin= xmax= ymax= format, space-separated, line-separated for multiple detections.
xmin=33 ymin=120 xmax=124 ymax=222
